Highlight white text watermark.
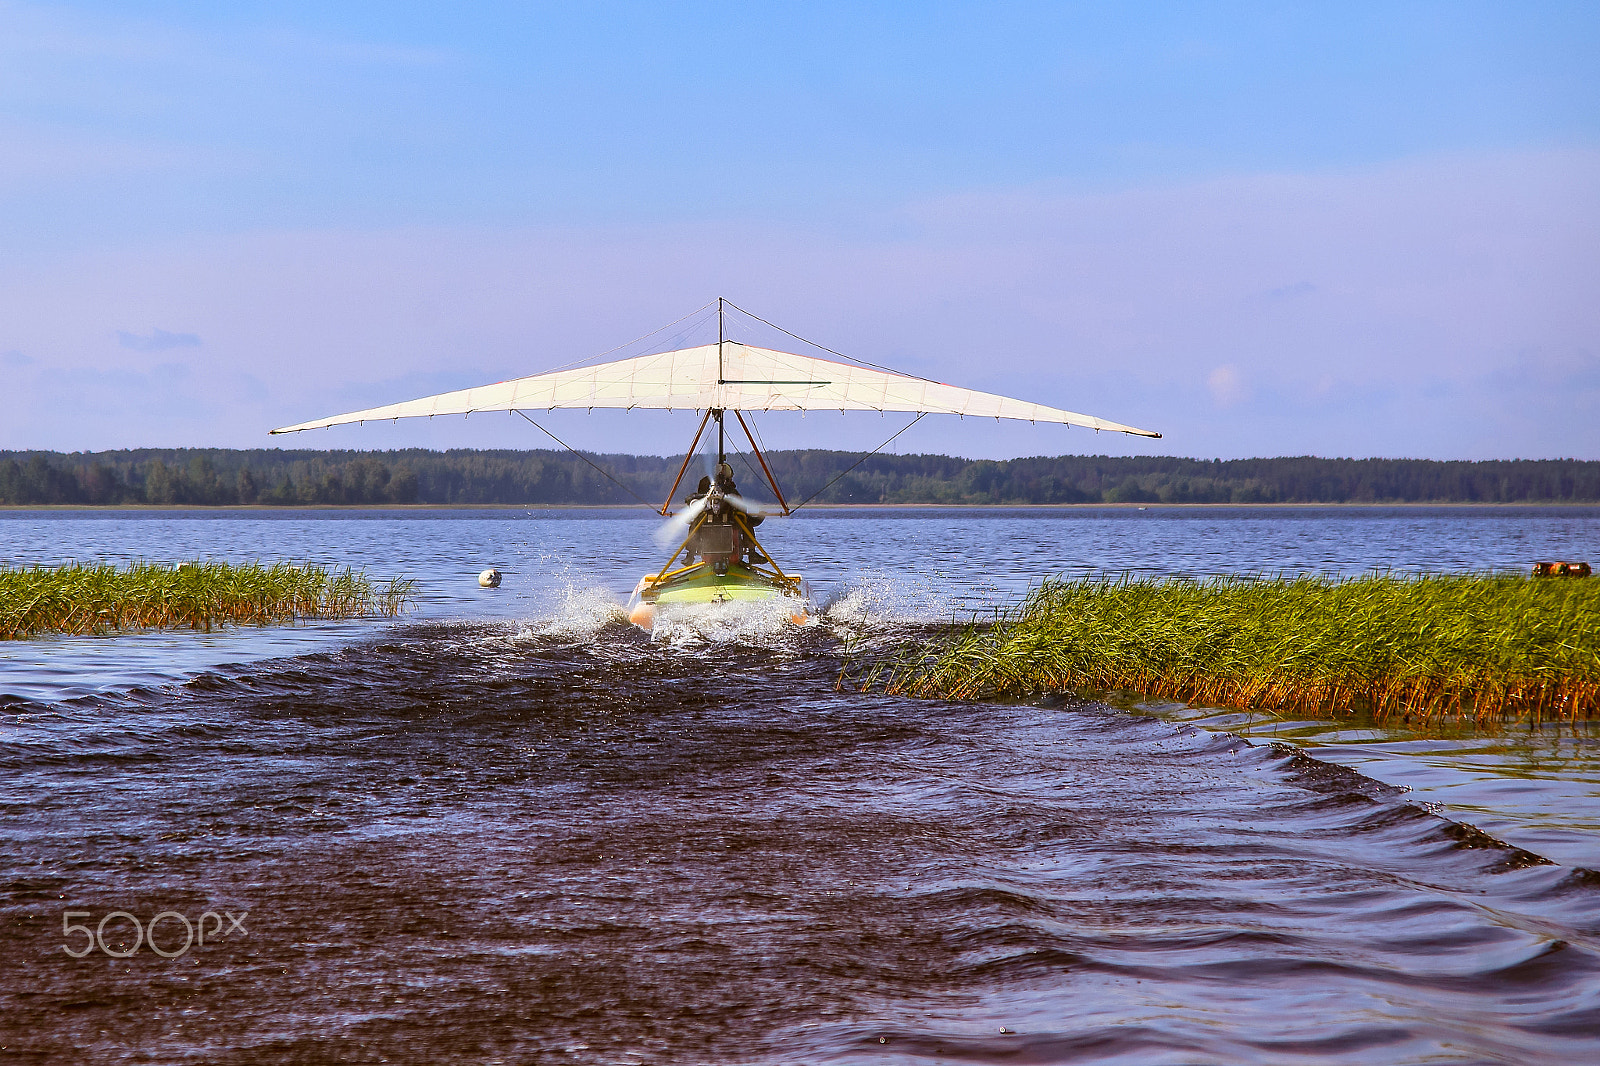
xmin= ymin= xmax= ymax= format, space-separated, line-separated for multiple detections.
xmin=62 ymin=909 xmax=247 ymax=958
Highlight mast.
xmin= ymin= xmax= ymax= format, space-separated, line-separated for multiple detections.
xmin=716 ymin=296 xmax=725 ymax=464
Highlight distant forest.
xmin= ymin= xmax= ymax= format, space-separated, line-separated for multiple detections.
xmin=2 ymin=448 xmax=1598 ymax=507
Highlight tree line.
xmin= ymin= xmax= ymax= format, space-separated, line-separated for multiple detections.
xmin=2 ymin=448 xmax=1597 ymax=506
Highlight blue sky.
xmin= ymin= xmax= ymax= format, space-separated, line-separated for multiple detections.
xmin=2 ymin=1 xmax=1596 ymax=459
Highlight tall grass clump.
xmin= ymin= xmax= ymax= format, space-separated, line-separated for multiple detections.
xmin=866 ymin=574 xmax=1600 ymax=723
xmin=0 ymin=561 xmax=415 ymax=639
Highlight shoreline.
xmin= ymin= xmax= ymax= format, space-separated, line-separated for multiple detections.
xmin=4 ymin=501 xmax=1600 ymax=513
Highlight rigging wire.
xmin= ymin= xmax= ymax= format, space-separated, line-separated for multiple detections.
xmin=724 ymin=437 xmax=770 ymax=502
xmin=740 ymin=411 xmax=787 ymax=505
xmin=720 ymin=299 xmax=945 ymax=384
xmin=583 ymin=299 xmax=718 ymax=363
xmin=525 ymin=300 xmax=719 ymax=377
xmin=747 ymin=411 xmax=771 ymax=454
xmin=513 ymin=410 xmax=653 ymax=508
xmin=790 ymin=413 xmax=927 ymax=511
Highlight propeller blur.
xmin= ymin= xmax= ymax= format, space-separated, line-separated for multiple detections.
xmin=651 ymin=490 xmax=769 ymax=550
xmin=653 ymin=496 xmax=708 ymax=548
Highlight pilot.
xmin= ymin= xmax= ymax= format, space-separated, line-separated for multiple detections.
xmin=709 ymin=464 xmax=762 ymax=527
xmin=683 ymin=463 xmax=766 ymax=566
xmin=710 ymin=462 xmax=769 ymax=564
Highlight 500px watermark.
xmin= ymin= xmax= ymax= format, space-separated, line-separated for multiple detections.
xmin=62 ymin=909 xmax=247 ymax=959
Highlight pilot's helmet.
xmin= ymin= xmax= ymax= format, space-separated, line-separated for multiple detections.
xmin=715 ymin=462 xmax=734 ymax=480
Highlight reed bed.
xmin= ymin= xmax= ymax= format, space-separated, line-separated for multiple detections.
xmin=863 ymin=574 xmax=1600 ymax=724
xmin=0 ymin=561 xmax=415 ymax=639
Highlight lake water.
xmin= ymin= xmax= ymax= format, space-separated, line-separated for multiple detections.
xmin=3 ymin=506 xmax=1599 ymax=1064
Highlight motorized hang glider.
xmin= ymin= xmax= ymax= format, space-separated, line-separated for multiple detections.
xmin=269 ymin=300 xmax=1161 ymax=627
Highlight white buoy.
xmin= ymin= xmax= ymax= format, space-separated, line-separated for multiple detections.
xmin=478 ymin=568 xmax=502 ymax=588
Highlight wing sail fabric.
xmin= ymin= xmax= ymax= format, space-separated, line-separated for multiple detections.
xmin=270 ymin=342 xmax=1160 ymax=438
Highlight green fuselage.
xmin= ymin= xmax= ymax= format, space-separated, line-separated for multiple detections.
xmin=645 ymin=561 xmax=796 ymax=605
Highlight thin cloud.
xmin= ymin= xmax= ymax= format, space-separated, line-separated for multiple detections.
xmin=3 ymin=148 xmax=1592 ymax=458
xmin=117 ymin=327 xmax=201 ymax=352
xmin=1207 ymin=364 xmax=1249 ymax=407
xmin=1266 ymin=281 xmax=1317 ymax=301
xmin=3 ymin=350 xmax=34 ymax=367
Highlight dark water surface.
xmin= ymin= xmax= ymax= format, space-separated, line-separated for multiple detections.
xmin=3 ymin=507 xmax=1599 ymax=1063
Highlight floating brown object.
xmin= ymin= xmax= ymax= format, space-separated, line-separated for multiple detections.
xmin=1533 ymin=561 xmax=1591 ymax=578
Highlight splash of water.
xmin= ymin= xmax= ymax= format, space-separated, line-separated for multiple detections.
xmin=514 ymin=584 xmax=629 ymax=642
xmin=822 ymin=569 xmax=976 ymax=629
xmin=504 ymin=565 xmax=974 ymax=653
xmin=649 ymin=598 xmax=805 ymax=647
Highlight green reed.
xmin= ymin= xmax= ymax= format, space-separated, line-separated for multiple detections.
xmin=862 ymin=574 xmax=1600 ymax=723
xmin=0 ymin=561 xmax=416 ymax=639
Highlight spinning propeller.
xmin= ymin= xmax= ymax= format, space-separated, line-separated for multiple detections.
xmin=652 ymin=488 xmax=763 ymax=548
